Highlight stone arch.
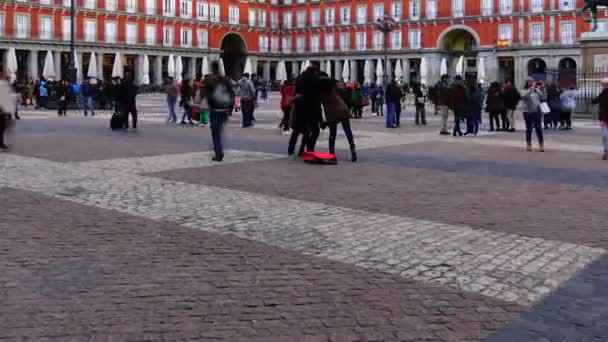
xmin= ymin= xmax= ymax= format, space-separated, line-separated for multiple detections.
xmin=527 ymin=57 xmax=547 ymax=80
xmin=436 ymin=25 xmax=481 ymax=50
xmin=220 ymin=32 xmax=247 ymax=80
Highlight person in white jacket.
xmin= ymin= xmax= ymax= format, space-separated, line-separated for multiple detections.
xmin=559 ymin=86 xmax=576 ymax=130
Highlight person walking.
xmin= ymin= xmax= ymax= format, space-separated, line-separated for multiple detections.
xmin=486 ymin=81 xmax=505 ymax=132
xmin=412 ymin=83 xmax=426 ymax=125
xmin=522 ymin=79 xmax=546 ymax=152
xmin=180 ymin=79 xmax=195 ymax=125
xmin=502 ymin=80 xmax=521 ymax=132
xmin=56 ymin=79 xmax=69 ymax=117
xmin=83 ymin=79 xmax=96 ymax=116
xmin=279 ymin=76 xmax=295 ymax=135
xmin=238 ymin=73 xmax=256 ymax=128
xmin=204 ymin=61 xmax=235 ymax=162
xmin=449 ymin=75 xmax=467 ymax=136
xmin=165 ymin=78 xmax=178 ymax=123
xmin=118 ymin=73 xmax=138 ymax=132
xmin=593 ymin=79 xmax=608 ymax=160
xmin=435 ymin=75 xmax=451 ymax=135
xmin=546 ymin=84 xmax=562 ymax=130
xmin=560 ymin=85 xmax=576 ymax=130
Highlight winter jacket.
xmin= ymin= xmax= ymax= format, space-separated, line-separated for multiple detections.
xmin=238 ymin=78 xmax=255 ymax=101
xmin=486 ymin=88 xmax=505 ymax=113
xmin=434 ymin=80 xmax=450 ymax=106
xmin=522 ymin=87 xmax=546 ymax=113
xmin=502 ymin=86 xmax=521 ymax=110
xmin=593 ymin=88 xmax=608 ymax=123
xmin=560 ymin=89 xmax=576 ymax=111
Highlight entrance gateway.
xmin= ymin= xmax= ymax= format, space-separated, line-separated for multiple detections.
xmin=220 ymin=33 xmax=247 ymax=80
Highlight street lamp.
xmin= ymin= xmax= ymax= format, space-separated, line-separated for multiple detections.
xmin=68 ymin=0 xmax=77 ymax=83
xmin=375 ymin=13 xmax=396 ymax=87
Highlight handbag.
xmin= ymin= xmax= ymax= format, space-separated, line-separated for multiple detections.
xmin=540 ymin=102 xmax=551 ymax=114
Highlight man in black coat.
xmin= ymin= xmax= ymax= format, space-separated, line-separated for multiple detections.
xmin=118 ymin=74 xmax=138 ymax=131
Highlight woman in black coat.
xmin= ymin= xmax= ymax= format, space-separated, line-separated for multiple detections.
xmin=486 ymin=82 xmax=505 ymax=131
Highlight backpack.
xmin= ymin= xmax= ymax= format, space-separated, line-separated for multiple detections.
xmin=210 ymin=81 xmax=234 ymax=109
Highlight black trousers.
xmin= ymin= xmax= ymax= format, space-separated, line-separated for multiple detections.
xmin=288 ymin=121 xmax=320 ymax=155
xmin=280 ymin=107 xmax=290 ymax=131
xmin=57 ymin=100 xmax=67 ymax=116
xmin=0 ymin=114 xmax=7 ymax=146
xmin=210 ymin=110 xmax=226 ymax=159
xmin=524 ymin=112 xmax=544 ymax=145
xmin=328 ymin=119 xmax=355 ymax=154
xmin=415 ymin=105 xmax=426 ymax=124
xmin=500 ymin=111 xmax=508 ymax=129
xmin=122 ymin=105 xmax=138 ymax=129
xmin=561 ymin=110 xmax=572 ymax=128
xmin=489 ymin=111 xmax=501 ymax=131
xmin=395 ymin=103 xmax=402 ymax=126
xmin=241 ymin=98 xmax=255 ymax=127
xmin=453 ymin=110 xmax=463 ymax=136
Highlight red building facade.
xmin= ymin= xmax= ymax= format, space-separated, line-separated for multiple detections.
xmin=0 ymin=0 xmax=598 ymax=86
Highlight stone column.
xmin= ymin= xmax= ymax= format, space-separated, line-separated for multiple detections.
xmin=549 ymin=16 xmax=556 ymax=43
xmin=350 ymin=60 xmax=357 ymax=83
xmin=54 ymin=51 xmax=62 ymax=81
xmin=189 ymin=57 xmax=197 ymax=80
xmin=402 ymin=57 xmax=410 ymax=84
xmin=514 ymin=55 xmax=525 ymax=90
xmin=76 ymin=52 xmax=83 ymax=82
xmin=154 ymin=55 xmax=163 ymax=85
xmin=386 ymin=59 xmax=392 ymax=81
xmin=134 ymin=55 xmax=142 ymax=84
xmin=96 ymin=52 xmax=104 ymax=80
xmin=263 ymin=60 xmax=271 ymax=81
xmin=28 ymin=50 xmax=39 ymax=79
xmin=334 ymin=60 xmax=341 ymax=80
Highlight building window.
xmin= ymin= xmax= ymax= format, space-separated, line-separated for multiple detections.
xmin=282 ymin=36 xmax=291 ymax=53
xmin=500 ymin=0 xmax=513 ymax=15
xmin=340 ymin=32 xmax=350 ymax=50
xmin=145 ymin=24 xmax=156 ymax=45
xmin=373 ymin=31 xmax=383 ymax=50
xmin=181 ymin=0 xmax=192 ymax=18
xmin=560 ymin=21 xmax=575 ymax=44
xmin=270 ymin=11 xmax=278 ymax=28
xmin=229 ymin=6 xmax=239 ymax=24
xmin=297 ymin=0 xmax=305 ymax=3
xmin=409 ymin=29 xmax=421 ymax=49
xmin=163 ymin=0 xmax=174 ymax=16
xmin=426 ymin=0 xmax=437 ymax=19
xmin=530 ymin=0 xmax=543 ymax=13
xmin=126 ymin=23 xmax=137 ymax=44
xmin=106 ymin=0 xmax=117 ymax=11
xmin=296 ymin=36 xmax=305 ymax=53
xmin=325 ymin=8 xmax=335 ymax=26
xmin=391 ymin=2 xmax=401 ymax=20
xmin=210 ymin=4 xmax=220 ymax=22
xmin=249 ymin=9 xmax=256 ymax=26
xmin=40 ymin=0 xmax=52 ymax=4
xmin=391 ymin=30 xmax=401 ymax=49
xmin=530 ymin=23 xmax=544 ymax=45
xmin=62 ymin=17 xmax=71 ymax=41
xmin=355 ymin=32 xmax=366 ymax=50
xmin=453 ymin=0 xmax=464 ymax=18
xmin=311 ymin=35 xmax=320 ymax=52
xmin=341 ymin=6 xmax=350 ymax=25
xmin=410 ymin=0 xmax=420 ymax=20
xmin=356 ymin=5 xmax=367 ymax=24
xmin=126 ymin=0 xmax=137 ymax=13
xmin=373 ymin=4 xmax=384 ymax=21
xmin=498 ymin=24 xmax=512 ymax=42
xmin=39 ymin=16 xmax=52 ymax=40
xmin=145 ymin=0 xmax=155 ymax=15
xmin=198 ymin=29 xmax=208 ymax=48
xmin=311 ymin=9 xmax=320 ymax=26
xmin=258 ymin=9 xmax=267 ymax=27
xmin=259 ymin=35 xmax=268 ymax=52
xmin=164 ymin=25 xmax=174 ymax=46
xmin=181 ymin=28 xmax=192 ymax=47
xmin=297 ymin=11 xmax=306 ymax=28
xmin=271 ymin=36 xmax=279 ymax=52
xmin=197 ymin=2 xmax=209 ymax=20
xmin=83 ymin=20 xmax=95 ymax=42
xmin=283 ymin=12 xmax=292 ymax=29
xmin=325 ymin=34 xmax=334 ymax=52
xmin=84 ymin=0 xmax=96 ymax=9
xmin=284 ymin=0 xmax=292 ymax=4
xmin=559 ymin=0 xmax=574 ymax=10
xmin=15 ymin=13 xmax=28 ymax=38
xmin=481 ymin=0 xmax=492 ymax=15
xmin=105 ymin=21 xmax=117 ymax=43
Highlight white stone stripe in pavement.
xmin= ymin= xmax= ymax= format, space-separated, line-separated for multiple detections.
xmin=1 ymin=152 xmax=604 ymax=307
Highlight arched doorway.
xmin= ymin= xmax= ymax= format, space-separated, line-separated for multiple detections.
xmin=220 ymin=33 xmax=247 ymax=80
xmin=438 ymin=26 xmax=480 ymax=80
xmin=558 ymin=57 xmax=577 ymax=88
xmin=528 ymin=58 xmax=547 ymax=80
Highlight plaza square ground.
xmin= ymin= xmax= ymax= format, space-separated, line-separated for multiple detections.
xmin=1 ymin=94 xmax=607 ymax=341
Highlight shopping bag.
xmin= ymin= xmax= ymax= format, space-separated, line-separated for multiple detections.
xmin=540 ymin=102 xmax=551 ymax=114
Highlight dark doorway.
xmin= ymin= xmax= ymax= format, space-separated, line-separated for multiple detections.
xmin=558 ymin=57 xmax=577 ymax=89
xmin=528 ymin=58 xmax=547 ymax=80
xmin=220 ymin=33 xmax=247 ymax=80
xmin=498 ymin=57 xmax=515 ymax=84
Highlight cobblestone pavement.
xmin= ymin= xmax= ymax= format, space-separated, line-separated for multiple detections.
xmin=2 ymin=94 xmax=608 ymax=341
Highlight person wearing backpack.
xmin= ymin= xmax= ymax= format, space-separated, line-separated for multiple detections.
xmin=204 ymin=60 xmax=235 ymax=162
xmin=560 ymin=85 xmax=576 ymax=130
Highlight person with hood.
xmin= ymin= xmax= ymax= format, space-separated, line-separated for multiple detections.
xmin=435 ymin=75 xmax=451 ymax=135
xmin=560 ymin=85 xmax=576 ymax=130
xmin=502 ymin=80 xmax=521 ymax=132
xmin=449 ymin=75 xmax=468 ymax=136
xmin=238 ymin=73 xmax=256 ymax=127
xmin=593 ymin=79 xmax=608 ymax=160
xmin=486 ymin=81 xmax=505 ymax=132
xmin=522 ymin=79 xmax=546 ymax=152
xmin=118 ymin=73 xmax=138 ymax=131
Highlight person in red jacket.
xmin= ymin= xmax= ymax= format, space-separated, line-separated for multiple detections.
xmin=279 ymin=76 xmax=295 ymax=135
xmin=593 ymin=78 xmax=608 ymax=160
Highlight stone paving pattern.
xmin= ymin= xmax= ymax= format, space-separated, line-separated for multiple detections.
xmin=2 ymin=95 xmax=608 ymax=341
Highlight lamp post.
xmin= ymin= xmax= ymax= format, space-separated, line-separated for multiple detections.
xmin=375 ymin=13 xmax=396 ymax=87
xmin=68 ymin=0 xmax=77 ymax=82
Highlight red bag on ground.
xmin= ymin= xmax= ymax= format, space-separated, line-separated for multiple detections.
xmin=301 ymin=151 xmax=338 ymax=165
